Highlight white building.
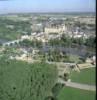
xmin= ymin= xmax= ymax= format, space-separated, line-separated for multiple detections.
xmin=21 ymin=35 xmax=30 ymax=40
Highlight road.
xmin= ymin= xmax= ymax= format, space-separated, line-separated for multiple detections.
xmin=58 ymin=78 xmax=96 ymax=91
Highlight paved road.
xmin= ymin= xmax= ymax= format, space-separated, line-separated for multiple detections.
xmin=58 ymin=78 xmax=96 ymax=91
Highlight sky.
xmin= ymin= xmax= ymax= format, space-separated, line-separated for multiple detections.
xmin=0 ymin=0 xmax=96 ymax=14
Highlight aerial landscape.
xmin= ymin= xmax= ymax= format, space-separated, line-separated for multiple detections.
xmin=0 ymin=0 xmax=96 ymax=100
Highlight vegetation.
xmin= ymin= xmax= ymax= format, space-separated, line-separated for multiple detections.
xmin=69 ymin=67 xmax=96 ymax=85
xmin=49 ymin=34 xmax=96 ymax=48
xmin=19 ymin=39 xmax=42 ymax=48
xmin=49 ymin=34 xmax=72 ymax=47
xmin=0 ymin=17 xmax=31 ymax=40
xmin=0 ymin=58 xmax=58 ymax=100
xmin=57 ymin=87 xmax=96 ymax=100
xmin=47 ymin=49 xmax=62 ymax=62
xmin=0 ymin=14 xmax=96 ymax=100
xmin=85 ymin=36 xmax=96 ymax=48
xmin=65 ymin=54 xmax=83 ymax=63
xmin=52 ymin=83 xmax=64 ymax=99
xmin=43 ymin=49 xmax=83 ymax=63
xmin=0 ymin=47 xmax=22 ymax=59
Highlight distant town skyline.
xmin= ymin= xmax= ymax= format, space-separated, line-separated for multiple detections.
xmin=0 ymin=0 xmax=96 ymax=14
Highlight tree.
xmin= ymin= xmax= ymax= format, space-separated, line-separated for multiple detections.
xmin=61 ymin=34 xmax=71 ymax=47
xmin=85 ymin=36 xmax=96 ymax=48
xmin=0 ymin=59 xmax=58 ymax=100
xmin=52 ymin=83 xmax=64 ymax=99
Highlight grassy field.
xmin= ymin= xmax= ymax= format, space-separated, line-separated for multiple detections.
xmin=68 ymin=54 xmax=82 ymax=63
xmin=70 ymin=67 xmax=96 ymax=85
xmin=57 ymin=87 xmax=96 ymax=100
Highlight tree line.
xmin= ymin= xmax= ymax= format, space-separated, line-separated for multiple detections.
xmin=48 ymin=34 xmax=96 ymax=48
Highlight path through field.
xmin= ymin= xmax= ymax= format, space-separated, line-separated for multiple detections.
xmin=58 ymin=78 xmax=96 ymax=91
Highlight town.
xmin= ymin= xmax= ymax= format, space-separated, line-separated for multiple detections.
xmin=0 ymin=12 xmax=96 ymax=100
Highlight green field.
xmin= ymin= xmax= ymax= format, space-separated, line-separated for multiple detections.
xmin=57 ymin=87 xmax=96 ymax=100
xmin=67 ymin=54 xmax=82 ymax=63
xmin=70 ymin=67 xmax=96 ymax=85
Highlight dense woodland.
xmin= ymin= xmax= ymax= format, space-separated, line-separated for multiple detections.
xmin=0 ymin=58 xmax=58 ymax=100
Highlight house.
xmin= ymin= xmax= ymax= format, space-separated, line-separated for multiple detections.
xmin=44 ymin=24 xmax=66 ymax=34
xmin=21 ymin=35 xmax=30 ymax=40
xmin=86 ymin=55 xmax=96 ymax=65
xmin=91 ymin=55 xmax=96 ymax=65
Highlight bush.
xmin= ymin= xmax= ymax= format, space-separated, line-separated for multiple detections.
xmin=52 ymin=83 xmax=64 ymax=98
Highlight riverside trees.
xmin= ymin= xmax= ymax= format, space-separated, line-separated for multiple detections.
xmin=49 ymin=34 xmax=96 ymax=48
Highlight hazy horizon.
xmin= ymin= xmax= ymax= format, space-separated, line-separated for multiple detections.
xmin=0 ymin=0 xmax=96 ymax=14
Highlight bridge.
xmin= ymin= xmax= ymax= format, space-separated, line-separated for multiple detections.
xmin=3 ymin=39 xmax=24 ymax=46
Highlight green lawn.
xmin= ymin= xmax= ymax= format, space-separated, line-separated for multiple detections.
xmin=57 ymin=87 xmax=96 ymax=100
xmin=70 ymin=67 xmax=96 ymax=85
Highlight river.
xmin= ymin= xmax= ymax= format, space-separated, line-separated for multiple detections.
xmin=40 ymin=45 xmax=95 ymax=57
